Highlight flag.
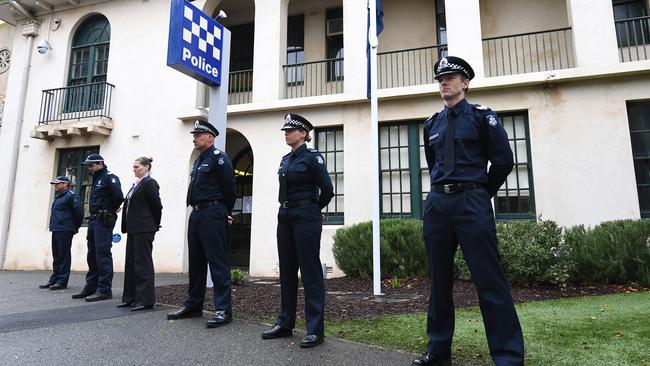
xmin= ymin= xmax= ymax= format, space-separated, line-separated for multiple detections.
xmin=367 ymin=0 xmax=384 ymax=99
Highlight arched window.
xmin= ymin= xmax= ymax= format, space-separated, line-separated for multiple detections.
xmin=66 ymin=15 xmax=110 ymax=111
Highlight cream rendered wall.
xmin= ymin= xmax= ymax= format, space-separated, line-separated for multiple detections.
xmin=480 ymin=0 xmax=569 ymax=37
xmin=378 ymin=0 xmax=437 ymax=53
xmin=2 ymin=0 xmax=198 ymax=273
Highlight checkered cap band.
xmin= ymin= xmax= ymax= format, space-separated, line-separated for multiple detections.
xmin=192 ymin=120 xmax=218 ymax=136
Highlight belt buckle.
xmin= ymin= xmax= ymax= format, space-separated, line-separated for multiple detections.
xmin=281 ymin=201 xmax=289 ymax=209
xmin=443 ymin=184 xmax=454 ymax=194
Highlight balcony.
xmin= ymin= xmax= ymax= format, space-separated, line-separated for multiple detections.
xmin=282 ymin=58 xmax=344 ymax=99
xmin=378 ymin=44 xmax=447 ymax=89
xmin=228 ymin=69 xmax=253 ymax=105
xmin=31 ymin=82 xmax=115 ymax=140
xmin=482 ymin=28 xmax=574 ymax=77
xmin=615 ymin=15 xmax=650 ymax=62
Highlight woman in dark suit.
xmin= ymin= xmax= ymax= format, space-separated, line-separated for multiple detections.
xmin=117 ymin=156 xmax=162 ymax=311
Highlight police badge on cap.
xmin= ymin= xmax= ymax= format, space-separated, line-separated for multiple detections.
xmin=281 ymin=113 xmax=313 ymax=131
xmin=434 ymin=56 xmax=475 ymax=81
xmin=190 ymin=119 xmax=219 ymax=137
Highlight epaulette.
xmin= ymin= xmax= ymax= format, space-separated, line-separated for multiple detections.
xmin=308 ymin=148 xmax=319 ymax=153
xmin=474 ymin=104 xmax=491 ymax=111
xmin=424 ymin=112 xmax=439 ymax=125
xmin=282 ymin=151 xmax=292 ymax=158
xmin=213 ymin=148 xmax=222 ymax=156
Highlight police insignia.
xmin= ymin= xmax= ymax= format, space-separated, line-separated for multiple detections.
xmin=476 ymin=105 xmax=489 ymax=110
xmin=111 ymin=178 xmax=116 ymax=183
xmin=487 ymin=115 xmax=498 ymax=127
xmin=218 ymin=158 xmax=224 ymax=165
xmin=316 ymin=156 xmax=324 ymax=165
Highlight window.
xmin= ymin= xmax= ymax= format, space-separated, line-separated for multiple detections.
xmin=435 ymin=0 xmax=448 ymax=57
xmin=326 ymin=7 xmax=344 ymax=82
xmin=379 ymin=121 xmax=427 ymax=219
xmin=627 ymin=100 xmax=650 ymax=218
xmin=495 ymin=112 xmax=536 ymax=220
xmin=287 ymin=14 xmax=305 ymax=85
xmin=56 ymin=147 xmax=100 ymax=222
xmin=378 ymin=112 xmax=535 ymax=221
xmin=67 ymin=15 xmax=111 ymax=112
xmin=613 ymin=0 xmax=649 ymax=47
xmin=316 ymin=128 xmax=344 ymax=224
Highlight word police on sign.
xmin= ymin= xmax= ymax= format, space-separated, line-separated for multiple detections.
xmin=167 ymin=0 xmax=223 ymax=86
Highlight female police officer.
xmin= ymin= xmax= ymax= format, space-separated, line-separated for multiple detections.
xmin=261 ymin=113 xmax=334 ymax=348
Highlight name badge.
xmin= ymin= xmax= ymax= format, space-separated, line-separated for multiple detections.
xmin=429 ymin=133 xmax=439 ymax=141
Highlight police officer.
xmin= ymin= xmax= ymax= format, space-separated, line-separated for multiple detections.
xmin=72 ymin=154 xmax=124 ymax=302
xmin=167 ymin=120 xmax=236 ymax=328
xmin=413 ymin=57 xmax=525 ymax=366
xmin=39 ymin=176 xmax=83 ymax=291
xmin=260 ymin=113 xmax=333 ymax=348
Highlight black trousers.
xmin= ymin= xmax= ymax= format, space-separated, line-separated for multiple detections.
xmin=422 ymin=188 xmax=524 ymax=366
xmin=49 ymin=231 xmax=74 ymax=286
xmin=122 ymin=232 xmax=156 ymax=306
xmin=185 ymin=203 xmax=231 ymax=313
xmin=84 ymin=218 xmax=115 ymax=294
xmin=276 ymin=204 xmax=325 ymax=336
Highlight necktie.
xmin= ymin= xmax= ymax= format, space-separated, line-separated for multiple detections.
xmin=186 ymin=157 xmax=202 ymax=206
xmin=279 ymin=153 xmax=295 ymax=203
xmin=442 ymin=110 xmax=455 ymax=175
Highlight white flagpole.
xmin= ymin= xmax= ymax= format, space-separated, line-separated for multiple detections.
xmin=368 ymin=0 xmax=382 ymax=296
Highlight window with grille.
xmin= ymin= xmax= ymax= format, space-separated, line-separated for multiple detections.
xmin=627 ymin=100 xmax=650 ymax=218
xmin=56 ymin=147 xmax=100 ymax=224
xmin=287 ymin=14 xmax=305 ymax=85
xmin=315 ymin=127 xmax=344 ymax=224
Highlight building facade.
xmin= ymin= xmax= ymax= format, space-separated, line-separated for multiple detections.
xmin=0 ymin=0 xmax=649 ymax=277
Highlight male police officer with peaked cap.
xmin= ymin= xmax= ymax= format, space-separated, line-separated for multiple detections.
xmin=413 ymin=56 xmax=525 ymax=366
xmin=167 ymin=120 xmax=236 ymax=328
xmin=72 ymin=154 xmax=124 ymax=301
xmin=39 ymin=176 xmax=83 ymax=290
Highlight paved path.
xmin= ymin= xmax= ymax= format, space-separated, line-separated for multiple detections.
xmin=0 ymin=271 xmax=415 ymax=366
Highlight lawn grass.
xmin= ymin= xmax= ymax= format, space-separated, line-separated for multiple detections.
xmin=324 ymin=292 xmax=650 ymax=366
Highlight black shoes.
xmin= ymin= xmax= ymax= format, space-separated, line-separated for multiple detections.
xmin=261 ymin=325 xmax=293 ymax=339
xmin=85 ymin=293 xmax=112 ymax=302
xmin=71 ymin=291 xmax=94 ymax=299
xmin=131 ymin=305 xmax=154 ymax=311
xmin=49 ymin=284 xmax=66 ymax=290
xmin=411 ymin=353 xmax=452 ymax=366
xmin=299 ymin=334 xmax=324 ymax=348
xmin=39 ymin=283 xmax=54 ymax=289
xmin=167 ymin=306 xmax=203 ymax=320
xmin=206 ymin=310 xmax=232 ymax=328
xmin=116 ymin=302 xmax=134 ymax=308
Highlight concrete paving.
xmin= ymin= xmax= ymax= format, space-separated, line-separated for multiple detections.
xmin=0 ymin=271 xmax=415 ymax=366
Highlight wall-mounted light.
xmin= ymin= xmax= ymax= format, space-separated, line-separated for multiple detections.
xmin=215 ymin=10 xmax=227 ymax=21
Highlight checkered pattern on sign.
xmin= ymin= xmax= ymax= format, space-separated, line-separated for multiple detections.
xmin=181 ymin=5 xmax=222 ymax=61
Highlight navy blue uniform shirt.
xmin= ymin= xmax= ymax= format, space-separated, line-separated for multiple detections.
xmin=49 ymin=188 xmax=84 ymax=232
xmin=278 ymin=143 xmax=334 ymax=209
xmin=187 ymin=145 xmax=236 ymax=213
xmin=89 ymin=167 xmax=124 ymax=214
xmin=423 ymin=99 xmax=514 ymax=197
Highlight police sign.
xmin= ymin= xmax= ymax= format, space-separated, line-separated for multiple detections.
xmin=167 ymin=0 xmax=223 ymax=86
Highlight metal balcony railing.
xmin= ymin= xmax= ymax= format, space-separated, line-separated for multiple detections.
xmin=615 ymin=15 xmax=650 ymax=62
xmin=39 ymin=82 xmax=114 ymax=124
xmin=482 ymin=27 xmax=574 ymax=77
xmin=228 ymin=69 xmax=253 ymax=105
xmin=283 ymin=57 xmax=344 ymax=99
xmin=378 ymin=44 xmax=447 ymax=89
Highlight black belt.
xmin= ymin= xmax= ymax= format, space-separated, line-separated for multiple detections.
xmin=281 ymin=199 xmax=316 ymax=209
xmin=432 ymin=182 xmax=481 ymax=194
xmin=192 ymin=200 xmax=221 ymax=211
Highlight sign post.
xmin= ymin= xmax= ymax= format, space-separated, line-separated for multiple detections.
xmin=167 ymin=0 xmax=231 ymax=286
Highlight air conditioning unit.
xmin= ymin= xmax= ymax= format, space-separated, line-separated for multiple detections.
xmin=326 ymin=18 xmax=343 ymax=37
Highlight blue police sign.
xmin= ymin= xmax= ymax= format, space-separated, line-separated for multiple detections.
xmin=167 ymin=0 xmax=223 ymax=86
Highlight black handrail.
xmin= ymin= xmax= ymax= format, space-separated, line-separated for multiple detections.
xmin=283 ymin=58 xmax=344 ymax=99
xmin=39 ymin=82 xmax=115 ymax=124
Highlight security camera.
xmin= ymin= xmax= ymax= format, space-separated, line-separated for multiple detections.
xmin=37 ymin=39 xmax=52 ymax=54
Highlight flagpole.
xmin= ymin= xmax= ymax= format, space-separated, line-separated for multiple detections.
xmin=368 ymin=0 xmax=382 ymax=296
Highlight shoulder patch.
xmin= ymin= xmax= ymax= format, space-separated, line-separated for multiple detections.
xmin=315 ymin=155 xmax=324 ymax=165
xmin=486 ymin=114 xmax=499 ymax=127
xmin=475 ymin=104 xmax=491 ymax=111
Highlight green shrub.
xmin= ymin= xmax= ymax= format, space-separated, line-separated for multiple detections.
xmin=231 ymin=268 xmax=247 ymax=285
xmin=332 ymin=219 xmax=428 ymax=278
xmin=566 ymin=219 xmax=650 ymax=287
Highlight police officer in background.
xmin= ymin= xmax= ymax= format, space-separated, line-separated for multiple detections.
xmin=261 ymin=113 xmax=333 ymax=348
xmin=413 ymin=57 xmax=524 ymax=366
xmin=39 ymin=176 xmax=83 ymax=291
xmin=167 ymin=120 xmax=236 ymax=328
xmin=72 ymin=154 xmax=124 ymax=302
